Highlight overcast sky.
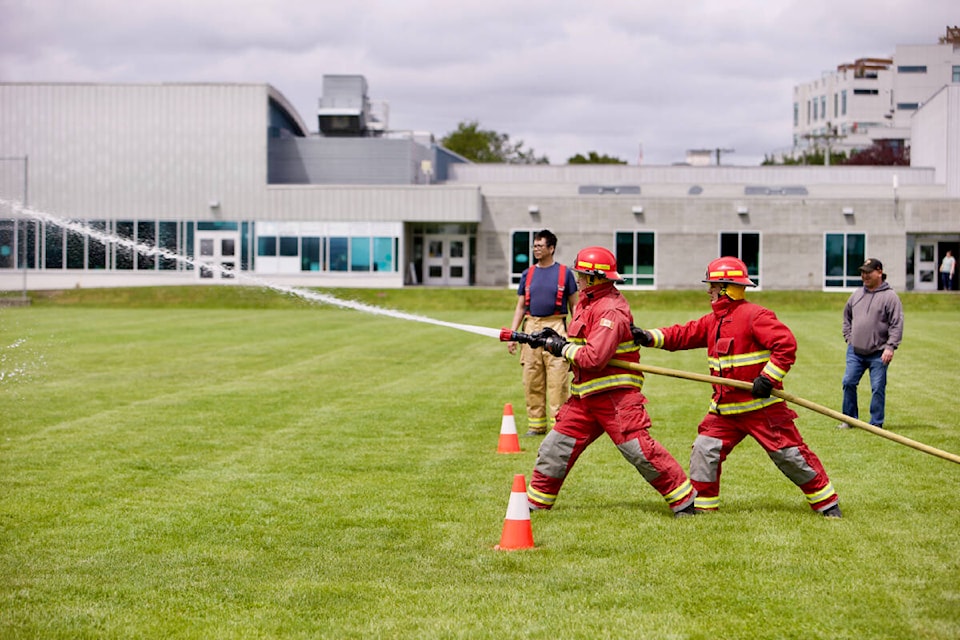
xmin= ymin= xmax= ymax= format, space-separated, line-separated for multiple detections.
xmin=1 ymin=0 xmax=956 ymax=165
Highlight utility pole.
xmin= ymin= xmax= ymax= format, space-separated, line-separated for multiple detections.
xmin=802 ymin=123 xmax=845 ymax=166
xmin=714 ymin=148 xmax=735 ymax=166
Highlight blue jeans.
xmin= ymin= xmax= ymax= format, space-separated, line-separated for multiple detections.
xmin=841 ymin=346 xmax=888 ymax=427
xmin=941 ymin=271 xmax=953 ymax=291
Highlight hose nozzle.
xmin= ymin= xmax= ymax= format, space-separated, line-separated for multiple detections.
xmin=500 ymin=328 xmax=524 ymax=342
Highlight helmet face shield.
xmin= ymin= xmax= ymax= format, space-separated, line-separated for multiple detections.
xmin=702 ymin=256 xmax=756 ymax=287
xmin=573 ymin=246 xmax=624 ymax=283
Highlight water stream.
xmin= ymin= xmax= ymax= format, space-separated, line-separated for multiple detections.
xmin=1 ymin=200 xmax=502 ymax=340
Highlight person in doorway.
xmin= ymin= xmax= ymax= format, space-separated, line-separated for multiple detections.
xmin=506 ymin=230 xmax=578 ymax=436
xmin=839 ymin=258 xmax=904 ymax=429
xmin=525 ymin=246 xmax=697 ymax=518
xmin=633 ymin=256 xmax=841 ymax=518
xmin=940 ymin=250 xmax=955 ymax=291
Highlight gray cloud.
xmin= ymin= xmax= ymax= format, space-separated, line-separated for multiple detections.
xmin=1 ymin=0 xmax=956 ymax=164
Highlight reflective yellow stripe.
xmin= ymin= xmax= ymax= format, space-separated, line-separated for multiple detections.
xmin=646 ymin=329 xmax=665 ymax=348
xmin=615 ymin=340 xmax=640 ymax=354
xmin=762 ymin=361 xmax=787 ymax=383
xmin=571 ymin=373 xmax=644 ymax=396
xmin=708 ymin=349 xmax=771 ymax=369
xmin=695 ymin=495 xmax=720 ymax=510
xmin=664 ymin=479 xmax=693 ymax=503
xmin=711 ymin=396 xmax=783 ymax=414
xmin=805 ymin=483 xmax=836 ymax=505
xmin=528 ymin=416 xmax=548 ymax=429
xmin=527 ymin=487 xmax=557 ymax=506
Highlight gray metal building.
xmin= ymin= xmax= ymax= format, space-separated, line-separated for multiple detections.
xmin=1 ymin=80 xmax=958 ymax=293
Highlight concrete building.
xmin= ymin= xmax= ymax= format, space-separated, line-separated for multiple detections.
xmin=1 ymin=76 xmax=958 ymax=294
xmin=793 ymin=26 xmax=960 ymax=159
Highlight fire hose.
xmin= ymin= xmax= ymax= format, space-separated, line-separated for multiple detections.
xmin=501 ymin=328 xmax=960 ymax=466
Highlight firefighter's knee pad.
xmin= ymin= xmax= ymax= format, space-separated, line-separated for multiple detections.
xmin=534 ymin=430 xmax=577 ymax=479
xmin=767 ymin=446 xmax=817 ymax=485
xmin=616 ymin=439 xmax=661 ymax=483
xmin=690 ymin=435 xmax=723 ymax=483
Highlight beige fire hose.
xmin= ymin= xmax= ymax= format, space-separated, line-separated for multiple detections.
xmin=610 ymin=359 xmax=960 ymax=466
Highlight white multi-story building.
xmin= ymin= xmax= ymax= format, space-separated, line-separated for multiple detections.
xmin=793 ymin=26 xmax=960 ymax=158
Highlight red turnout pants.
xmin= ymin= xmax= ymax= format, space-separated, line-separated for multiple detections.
xmin=527 ymin=388 xmax=695 ymax=514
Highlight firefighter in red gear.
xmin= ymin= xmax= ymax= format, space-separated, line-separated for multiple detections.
xmin=633 ymin=257 xmax=842 ymax=518
xmin=526 ymin=246 xmax=697 ymax=518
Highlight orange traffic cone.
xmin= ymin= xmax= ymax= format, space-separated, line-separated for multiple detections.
xmin=497 ymin=403 xmax=522 ymax=454
xmin=495 ymin=474 xmax=535 ymax=551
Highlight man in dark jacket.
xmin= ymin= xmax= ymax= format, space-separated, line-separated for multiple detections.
xmin=840 ymin=258 xmax=904 ymax=429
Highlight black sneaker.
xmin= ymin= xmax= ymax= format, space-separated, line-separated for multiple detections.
xmin=674 ymin=504 xmax=698 ymax=518
xmin=523 ymin=429 xmax=547 ymax=437
xmin=822 ymin=505 xmax=843 ymax=519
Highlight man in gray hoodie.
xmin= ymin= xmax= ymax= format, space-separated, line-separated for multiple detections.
xmin=840 ymin=258 xmax=904 ymax=429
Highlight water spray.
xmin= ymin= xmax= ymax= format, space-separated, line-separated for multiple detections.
xmin=1 ymin=200 xmax=500 ymax=339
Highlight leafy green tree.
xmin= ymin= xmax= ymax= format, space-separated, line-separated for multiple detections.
xmin=567 ymin=151 xmax=627 ymax=165
xmin=441 ymin=120 xmax=549 ymax=164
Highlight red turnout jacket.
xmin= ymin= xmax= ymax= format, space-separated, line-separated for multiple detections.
xmin=647 ymin=296 xmax=796 ymax=415
xmin=561 ymin=282 xmax=644 ymax=397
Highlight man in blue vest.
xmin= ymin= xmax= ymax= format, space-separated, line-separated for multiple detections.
xmin=507 ymin=230 xmax=579 ymax=435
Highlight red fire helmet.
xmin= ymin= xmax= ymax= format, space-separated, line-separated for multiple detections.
xmin=573 ymin=246 xmax=624 ymax=283
xmin=702 ymin=256 xmax=757 ymax=286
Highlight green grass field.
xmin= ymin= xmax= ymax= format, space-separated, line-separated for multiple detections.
xmin=1 ymin=287 xmax=958 ymax=639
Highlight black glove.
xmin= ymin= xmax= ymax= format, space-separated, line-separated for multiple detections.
xmin=631 ymin=326 xmax=653 ymax=347
xmin=531 ymin=327 xmax=567 ymax=357
xmin=751 ymin=375 xmax=774 ymax=398
xmin=543 ymin=334 xmax=569 ymax=358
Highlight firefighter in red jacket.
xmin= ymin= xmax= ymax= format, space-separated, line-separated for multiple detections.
xmin=526 ymin=246 xmax=697 ymax=518
xmin=633 ymin=257 xmax=841 ymax=518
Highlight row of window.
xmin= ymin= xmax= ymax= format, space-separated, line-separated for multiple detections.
xmin=0 ymin=219 xmax=399 ymax=275
xmin=0 ymin=219 xmax=869 ymax=289
xmin=511 ymin=230 xmax=866 ymax=290
xmin=256 ymin=234 xmax=397 ymax=272
xmin=797 ymin=65 xmax=960 ymax=127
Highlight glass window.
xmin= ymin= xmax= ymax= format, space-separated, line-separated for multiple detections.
xmin=67 ymin=228 xmax=85 ymax=269
xmin=351 ymin=237 xmax=371 ymax=271
xmin=373 ymin=237 xmax=395 ymax=272
xmin=329 ymin=237 xmax=348 ymax=271
xmin=279 ymin=237 xmax=298 ymax=257
xmin=302 ymin=237 xmax=321 ymax=271
xmin=88 ymin=220 xmax=107 ymax=270
xmin=45 ymin=224 xmax=63 ymax=269
xmin=137 ymin=221 xmax=156 ymax=270
xmin=841 ymin=90 xmax=847 ymax=115
xmin=511 ymin=230 xmax=536 ymax=285
xmin=953 ymin=66 xmax=960 ymax=83
xmin=719 ymin=232 xmax=761 ymax=288
xmin=896 ymin=103 xmax=919 ymax=111
xmin=158 ymin=221 xmax=178 ymax=270
xmin=614 ymin=231 xmax=655 ymax=287
xmin=897 ymin=65 xmax=927 ymax=73
xmin=0 ymin=220 xmax=14 ymax=269
xmin=116 ymin=221 xmax=134 ymax=270
xmin=825 ymin=233 xmax=866 ymax=288
xmin=258 ymin=236 xmax=277 ymax=256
